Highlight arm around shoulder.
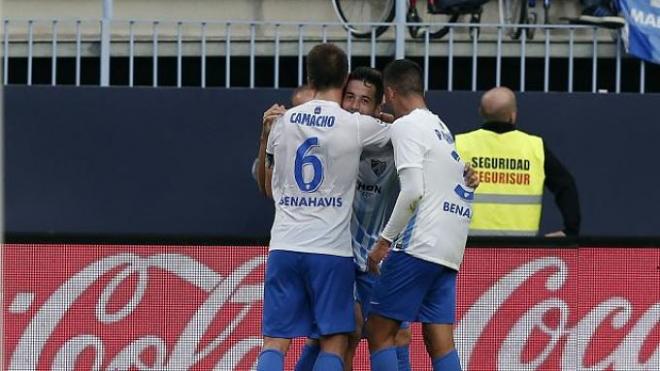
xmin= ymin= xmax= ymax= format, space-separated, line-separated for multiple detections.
xmin=357 ymin=114 xmax=391 ymax=150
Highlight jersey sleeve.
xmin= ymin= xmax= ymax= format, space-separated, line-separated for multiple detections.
xmin=357 ymin=114 xmax=391 ymax=149
xmin=391 ymin=120 xmax=426 ymax=171
xmin=266 ymin=116 xmax=284 ymax=155
xmin=380 ymin=167 xmax=424 ymax=241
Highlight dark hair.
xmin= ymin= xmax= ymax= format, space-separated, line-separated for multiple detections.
xmin=307 ymin=43 xmax=348 ymax=91
xmin=347 ymin=67 xmax=384 ymax=104
xmin=383 ymin=59 xmax=424 ymax=96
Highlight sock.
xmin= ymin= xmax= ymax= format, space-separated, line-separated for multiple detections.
xmin=396 ymin=346 xmax=411 ymax=371
xmin=294 ymin=344 xmax=321 ymax=371
xmin=257 ymin=349 xmax=284 ymax=371
xmin=370 ymin=347 xmax=398 ymax=371
xmin=432 ymin=349 xmax=462 ymax=371
xmin=312 ymin=351 xmax=344 ymax=371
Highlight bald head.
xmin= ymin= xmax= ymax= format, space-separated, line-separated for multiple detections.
xmin=479 ymin=87 xmax=517 ymax=124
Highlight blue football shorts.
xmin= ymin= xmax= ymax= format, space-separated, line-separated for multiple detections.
xmin=355 ymin=266 xmax=411 ymax=329
xmin=262 ymin=250 xmax=356 ymax=338
xmin=370 ymin=250 xmax=457 ymax=324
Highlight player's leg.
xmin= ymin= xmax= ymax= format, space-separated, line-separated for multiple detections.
xmin=367 ymin=251 xmax=437 ymax=371
xmin=344 ymin=267 xmax=376 ymax=370
xmin=294 ymin=338 xmax=320 ymax=371
xmin=418 ymin=266 xmax=461 ymax=371
xmin=258 ymin=250 xmax=313 ymax=371
xmin=366 ymin=313 xmax=401 ymax=370
xmin=394 ymin=322 xmax=412 ymax=371
xmin=316 ymin=333 xmax=350 ymax=370
xmin=344 ymin=302 xmax=363 ymax=370
xmin=422 ymin=323 xmax=460 ymax=370
xmin=259 ymin=337 xmax=291 ymax=370
xmin=305 ymin=253 xmax=356 ymax=371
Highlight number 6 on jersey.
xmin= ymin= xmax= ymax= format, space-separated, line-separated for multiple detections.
xmin=294 ymin=137 xmax=324 ymax=192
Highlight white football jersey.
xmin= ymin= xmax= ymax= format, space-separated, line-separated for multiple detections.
xmin=351 ymin=147 xmax=399 ymax=271
xmin=390 ymin=109 xmax=472 ymax=270
xmin=267 ymin=99 xmax=390 ymax=257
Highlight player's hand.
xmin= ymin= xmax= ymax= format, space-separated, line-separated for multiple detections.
xmin=464 ymin=163 xmax=480 ymax=189
xmin=545 ymin=230 xmax=567 ymax=237
xmin=368 ymin=238 xmax=392 ymax=275
xmin=376 ymin=112 xmax=395 ymax=123
xmin=261 ymin=104 xmax=286 ymax=140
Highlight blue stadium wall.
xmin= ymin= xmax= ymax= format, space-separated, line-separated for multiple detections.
xmin=5 ymin=86 xmax=660 ymax=237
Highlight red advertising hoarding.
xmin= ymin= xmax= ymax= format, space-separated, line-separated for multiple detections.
xmin=3 ymin=244 xmax=659 ymax=370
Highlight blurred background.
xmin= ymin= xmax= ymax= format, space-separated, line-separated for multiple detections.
xmin=3 ymin=0 xmax=659 ymax=238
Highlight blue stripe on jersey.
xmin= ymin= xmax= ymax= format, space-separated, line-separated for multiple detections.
xmin=453 ymin=184 xmax=474 ymax=202
xmin=353 ymin=212 xmax=379 ymax=270
xmin=352 ymin=155 xmax=398 ymax=270
xmin=399 ymin=210 xmax=419 ymax=250
xmin=362 ymin=201 xmax=382 ymax=246
xmin=352 ymin=199 xmax=369 ymax=251
xmin=352 ymin=193 xmax=375 ymax=270
xmin=353 ymin=186 xmax=396 ymax=269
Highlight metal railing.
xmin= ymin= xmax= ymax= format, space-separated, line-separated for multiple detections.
xmin=1 ymin=18 xmax=651 ymax=93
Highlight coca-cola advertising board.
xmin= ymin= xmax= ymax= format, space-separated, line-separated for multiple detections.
xmin=3 ymin=244 xmax=659 ymax=370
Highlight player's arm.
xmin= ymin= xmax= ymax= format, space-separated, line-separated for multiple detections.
xmin=368 ymin=123 xmax=426 ymax=274
xmin=256 ymin=137 xmax=267 ymax=194
xmin=263 ymin=153 xmax=274 ymax=199
xmin=367 ymin=167 xmax=424 ymax=272
xmin=464 ymin=163 xmax=480 ymax=188
xmin=375 ymin=111 xmax=395 ymax=123
xmin=256 ymin=104 xmax=285 ymax=197
xmin=263 ymin=114 xmax=285 ymax=200
xmin=357 ymin=114 xmax=391 ymax=150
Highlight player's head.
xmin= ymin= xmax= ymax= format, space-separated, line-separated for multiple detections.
xmin=382 ymin=59 xmax=424 ymax=105
xmin=479 ymin=87 xmax=517 ymax=125
xmin=342 ymin=67 xmax=384 ymax=116
xmin=291 ymin=84 xmax=315 ymax=106
xmin=307 ymin=43 xmax=348 ymax=92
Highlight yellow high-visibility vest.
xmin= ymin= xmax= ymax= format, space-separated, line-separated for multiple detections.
xmin=455 ymin=128 xmax=545 ymax=236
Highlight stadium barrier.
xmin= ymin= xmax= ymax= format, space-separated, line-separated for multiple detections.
xmin=1 ymin=18 xmax=651 ymax=93
xmin=4 ymin=243 xmax=658 ymax=370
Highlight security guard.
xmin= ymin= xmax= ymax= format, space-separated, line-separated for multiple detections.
xmin=455 ymin=87 xmax=580 ymax=237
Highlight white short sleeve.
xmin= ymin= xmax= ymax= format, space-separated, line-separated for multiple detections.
xmin=357 ymin=114 xmax=390 ymax=149
xmin=266 ymin=117 xmax=284 ymax=155
xmin=391 ymin=120 xmax=426 ymax=171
